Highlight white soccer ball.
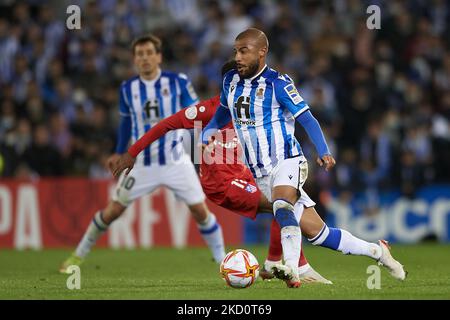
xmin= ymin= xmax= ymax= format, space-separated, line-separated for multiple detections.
xmin=220 ymin=249 xmax=260 ymax=288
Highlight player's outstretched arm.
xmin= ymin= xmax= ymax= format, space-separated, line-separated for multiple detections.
xmin=110 ymin=96 xmax=222 ymax=178
xmin=127 ymin=96 xmax=220 ymax=159
xmin=296 ymin=110 xmax=336 ymax=171
xmin=274 ymin=77 xmax=335 ymax=171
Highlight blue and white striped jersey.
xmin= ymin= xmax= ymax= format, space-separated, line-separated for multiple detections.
xmin=220 ymin=65 xmax=309 ymax=178
xmin=119 ymin=69 xmax=198 ymax=166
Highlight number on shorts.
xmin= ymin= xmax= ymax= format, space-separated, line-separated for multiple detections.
xmin=121 ymin=176 xmax=135 ymax=190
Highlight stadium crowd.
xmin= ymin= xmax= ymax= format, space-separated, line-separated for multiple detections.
xmin=0 ymin=0 xmax=449 ymax=212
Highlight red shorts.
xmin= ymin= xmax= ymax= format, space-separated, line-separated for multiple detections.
xmin=215 ymin=178 xmax=262 ymax=220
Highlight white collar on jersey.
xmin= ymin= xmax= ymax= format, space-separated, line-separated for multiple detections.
xmin=248 ymin=64 xmax=268 ymax=81
xmin=139 ymin=68 xmax=162 ymax=85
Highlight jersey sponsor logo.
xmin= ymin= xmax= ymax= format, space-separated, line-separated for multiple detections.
xmin=235 ymin=119 xmax=256 ymax=126
xmin=234 ymin=96 xmax=255 ymax=126
xmin=143 ymin=99 xmax=160 ymax=124
xmin=283 ymin=84 xmax=302 ymax=105
xmin=185 ymin=106 xmax=198 ymax=120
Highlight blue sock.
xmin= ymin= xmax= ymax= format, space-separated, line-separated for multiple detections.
xmin=308 ymin=225 xmax=381 ymax=258
xmin=273 ymin=199 xmax=298 ymax=228
xmin=308 ymin=225 xmax=342 ymax=250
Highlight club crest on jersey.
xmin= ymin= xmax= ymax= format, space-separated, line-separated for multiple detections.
xmin=162 ymin=88 xmax=170 ymax=96
xmin=256 ymin=88 xmax=265 ymax=98
xmin=284 ymin=84 xmax=302 ymax=105
xmin=245 ymin=184 xmax=258 ymax=193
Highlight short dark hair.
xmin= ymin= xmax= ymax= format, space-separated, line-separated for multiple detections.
xmin=131 ymin=34 xmax=162 ymax=55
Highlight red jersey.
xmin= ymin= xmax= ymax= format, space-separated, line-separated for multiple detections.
xmin=128 ymin=95 xmax=253 ymax=204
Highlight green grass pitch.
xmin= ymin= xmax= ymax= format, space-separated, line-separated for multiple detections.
xmin=1 ymin=244 xmax=449 ymax=299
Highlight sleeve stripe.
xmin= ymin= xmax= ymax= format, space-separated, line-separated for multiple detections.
xmin=293 ymin=105 xmax=310 ymax=118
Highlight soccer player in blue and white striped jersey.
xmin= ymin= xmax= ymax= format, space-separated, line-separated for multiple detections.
xmin=203 ymin=29 xmax=406 ymax=287
xmin=60 ymin=35 xmax=225 ymax=273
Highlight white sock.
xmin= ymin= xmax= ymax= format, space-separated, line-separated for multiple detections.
xmin=309 ymin=225 xmax=382 ymax=260
xmin=280 ymin=226 xmax=302 ymax=277
xmin=338 ymin=230 xmax=382 ymax=259
xmin=75 ymin=211 xmax=108 ymax=258
xmin=197 ymin=213 xmax=226 ymax=263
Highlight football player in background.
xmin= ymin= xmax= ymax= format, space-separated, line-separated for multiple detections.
xmin=59 ymin=34 xmax=225 ymax=274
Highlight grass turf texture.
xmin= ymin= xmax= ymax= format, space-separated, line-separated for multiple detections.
xmin=0 ymin=244 xmax=449 ymax=299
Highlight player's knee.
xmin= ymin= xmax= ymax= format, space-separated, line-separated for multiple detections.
xmin=273 ymin=199 xmax=294 ymax=212
xmin=188 ymin=202 xmax=208 ymax=223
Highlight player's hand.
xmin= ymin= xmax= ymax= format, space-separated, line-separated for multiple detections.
xmin=110 ymin=153 xmax=136 ymax=178
xmin=107 ymin=154 xmax=122 ymax=173
xmin=201 ymin=137 xmax=215 ymax=153
xmin=317 ymin=154 xmax=336 ymax=171
xmin=200 ymin=137 xmax=215 ymax=163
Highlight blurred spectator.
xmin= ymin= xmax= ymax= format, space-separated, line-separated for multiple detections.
xmin=22 ymin=124 xmax=63 ymax=176
xmin=222 ymin=1 xmax=254 ymax=46
xmin=360 ymin=118 xmax=392 ymax=188
xmin=335 ymin=148 xmax=361 ymax=192
xmin=0 ymin=99 xmax=16 ymax=137
xmin=396 ymin=149 xmax=425 ymax=198
xmin=49 ymin=112 xmax=72 ymax=157
xmin=0 ymin=0 xmax=447 ymax=198
xmin=0 ymin=18 xmax=19 ymax=85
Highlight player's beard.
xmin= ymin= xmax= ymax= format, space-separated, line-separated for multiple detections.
xmin=239 ymin=60 xmax=260 ymax=78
